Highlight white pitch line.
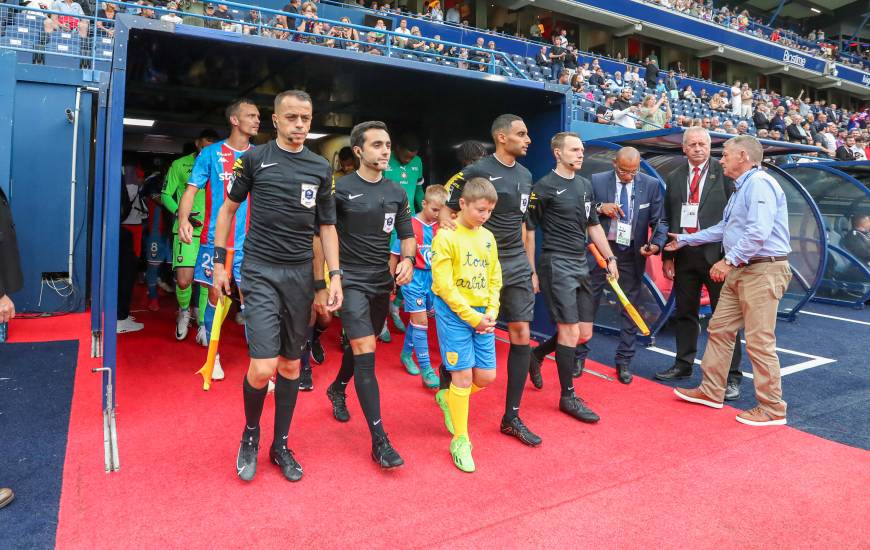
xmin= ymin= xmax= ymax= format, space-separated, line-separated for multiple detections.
xmin=645 ymin=343 xmax=836 ymax=379
xmin=799 ymin=310 xmax=870 ymax=326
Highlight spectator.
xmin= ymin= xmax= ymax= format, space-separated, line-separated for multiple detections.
xmin=368 ymin=18 xmax=386 ymax=44
xmin=639 ymin=93 xmax=671 ymax=130
xmin=699 ymin=88 xmax=710 ymax=103
xmin=557 ymin=70 xmax=570 ymax=85
xmin=295 ymin=2 xmax=324 ymax=44
xmin=283 ymin=0 xmax=301 ymax=14
xmin=557 ymin=28 xmax=568 ymax=48
xmin=730 ymin=80 xmax=742 ymax=116
xmin=529 ymin=16 xmax=543 ymax=40
xmin=445 ymin=3 xmax=459 ymax=24
xmin=364 ymin=31 xmax=383 ymax=55
xmin=655 ymin=79 xmax=667 ymax=95
xmin=836 ymin=136 xmax=861 ymax=160
xmin=468 ymin=36 xmax=487 ymax=71
xmin=203 ymin=3 xmax=221 ymax=29
xmin=549 ymin=34 xmax=566 ymax=79
xmin=428 ymin=0 xmax=443 ymax=22
xmin=535 ymin=46 xmax=549 ymax=69
xmin=595 ymin=93 xmax=617 ymax=124
xmin=820 ymin=123 xmax=837 ymax=156
xmin=160 ymin=1 xmax=184 ymax=24
xmin=769 ymin=106 xmax=787 ymax=134
xmin=407 ymin=26 xmax=429 ymax=52
xmin=740 ymin=83 xmax=753 ymax=118
xmin=429 ymin=34 xmax=445 ymax=56
xmin=757 ymin=128 xmax=769 ymax=139
xmin=644 ymin=56 xmax=659 ymax=87
xmin=611 ymin=70 xmax=624 ymax=89
xmin=786 ymin=114 xmax=808 ymax=144
xmin=682 ymin=85 xmax=696 ymax=101
xmin=843 ymin=215 xmax=870 ymax=265
xmin=612 ymin=88 xmax=639 ymax=129
xmin=769 ymin=128 xmax=782 ymax=141
xmin=243 ymin=9 xmax=265 ymax=35
xmin=564 ymin=45 xmax=578 ymax=75
xmin=736 ymin=120 xmax=749 ymax=135
xmin=753 ymin=103 xmax=769 ymax=131
xmin=722 ymin=119 xmax=734 ymax=133
xmin=45 ymin=0 xmax=90 ymax=40
xmin=394 ymin=18 xmax=411 ymax=48
xmin=96 ymin=1 xmax=116 ymax=37
xmin=852 ymin=136 xmax=868 ymax=160
xmin=665 ymin=70 xmax=679 ymax=100
xmin=589 ymin=67 xmax=606 ymax=89
xmin=710 ymin=116 xmax=722 ymax=132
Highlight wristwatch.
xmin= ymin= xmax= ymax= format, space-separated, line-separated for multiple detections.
xmin=607 ymin=256 xmax=617 ymax=263
xmin=314 ymin=279 xmax=327 ymax=291
xmin=595 ymin=202 xmax=603 ymax=214
xmin=403 ymin=255 xmax=416 ymax=264
xmin=328 ymin=269 xmax=343 ymax=279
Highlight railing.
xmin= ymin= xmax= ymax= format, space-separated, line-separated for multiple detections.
xmin=0 ymin=0 xmax=528 ymax=77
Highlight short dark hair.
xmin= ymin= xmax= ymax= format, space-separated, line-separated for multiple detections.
xmin=338 ymin=146 xmax=354 ymax=162
xmin=225 ymin=98 xmax=257 ymax=124
xmin=851 ymin=213 xmax=870 ymax=228
xmin=457 ymin=140 xmax=487 ymax=165
xmin=350 ymin=120 xmax=389 ymax=150
xmin=396 ymin=133 xmax=420 ymax=153
xmin=198 ymin=128 xmax=220 ymax=141
xmin=491 ymin=114 xmax=523 ymax=138
xmin=274 ymin=90 xmax=312 ymax=113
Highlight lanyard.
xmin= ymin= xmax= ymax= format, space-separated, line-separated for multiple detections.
xmin=722 ymin=168 xmax=760 ymax=223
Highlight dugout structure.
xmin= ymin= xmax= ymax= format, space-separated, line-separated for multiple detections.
xmin=781 ymin=161 xmax=870 ymax=309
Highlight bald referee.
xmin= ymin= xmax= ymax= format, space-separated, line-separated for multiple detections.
xmin=213 ymin=90 xmax=342 ymax=482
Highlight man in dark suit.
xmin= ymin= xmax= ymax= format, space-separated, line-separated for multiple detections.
xmin=655 ymin=127 xmax=743 ymax=399
xmin=1 ymin=183 xmax=23 ymax=509
xmin=644 ymin=57 xmax=659 ymax=89
xmin=576 ymin=147 xmax=668 ymax=384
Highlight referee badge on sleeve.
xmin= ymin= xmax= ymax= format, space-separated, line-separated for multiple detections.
xmin=585 ymin=201 xmax=591 ymax=218
xmin=301 ymin=183 xmax=317 ymax=208
xmin=520 ymin=193 xmax=530 ymax=213
xmin=383 ymin=212 xmax=396 ymax=233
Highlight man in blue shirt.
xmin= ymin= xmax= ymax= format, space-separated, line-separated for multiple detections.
xmin=665 ymin=135 xmax=792 ymax=427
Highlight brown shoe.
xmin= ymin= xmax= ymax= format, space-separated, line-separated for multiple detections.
xmin=0 ymin=488 xmax=14 ymax=509
xmin=674 ymin=387 xmax=723 ymax=409
xmin=736 ymin=406 xmax=786 ymax=426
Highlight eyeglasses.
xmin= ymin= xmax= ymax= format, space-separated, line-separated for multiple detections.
xmin=615 ymin=167 xmax=639 ymax=176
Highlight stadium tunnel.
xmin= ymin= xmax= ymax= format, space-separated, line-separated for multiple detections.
xmin=779 ymin=161 xmax=870 ymax=309
xmin=94 ymin=15 xmax=571 ymax=419
xmin=535 ymin=128 xmax=826 ymax=346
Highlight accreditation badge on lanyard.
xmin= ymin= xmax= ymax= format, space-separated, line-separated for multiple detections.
xmin=616 ymin=220 xmax=632 ymax=246
xmin=681 ymin=162 xmax=709 ymax=230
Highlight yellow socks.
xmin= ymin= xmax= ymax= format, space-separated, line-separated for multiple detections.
xmin=447 ymin=383 xmax=471 ymax=439
xmin=470 ymin=383 xmax=484 ymax=395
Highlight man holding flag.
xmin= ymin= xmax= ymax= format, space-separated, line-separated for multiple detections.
xmin=577 ymin=147 xmax=667 ymax=384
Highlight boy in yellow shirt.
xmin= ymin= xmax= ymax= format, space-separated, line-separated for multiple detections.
xmin=431 ymin=178 xmax=502 ymax=472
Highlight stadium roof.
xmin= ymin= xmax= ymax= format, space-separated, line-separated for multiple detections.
xmin=737 ymin=0 xmax=865 ymax=22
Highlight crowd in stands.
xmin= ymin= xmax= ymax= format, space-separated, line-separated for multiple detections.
xmin=587 ymin=65 xmax=870 ymax=159
xmin=640 ymin=0 xmax=870 ymax=70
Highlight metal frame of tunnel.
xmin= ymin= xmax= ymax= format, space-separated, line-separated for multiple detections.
xmin=781 ymin=162 xmax=870 ymax=309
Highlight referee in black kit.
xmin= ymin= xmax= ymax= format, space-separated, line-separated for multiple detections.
xmin=440 ymin=114 xmax=542 ymax=447
xmin=325 ymin=121 xmax=416 ymax=469
xmin=212 ymin=90 xmax=342 ymax=483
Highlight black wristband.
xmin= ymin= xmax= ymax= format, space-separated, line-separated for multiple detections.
xmin=213 ymin=247 xmax=228 ymax=266
xmin=314 ymin=279 xmax=327 ymax=291
xmin=403 ymin=255 xmax=415 ymax=264
xmin=328 ymin=269 xmax=343 ymax=279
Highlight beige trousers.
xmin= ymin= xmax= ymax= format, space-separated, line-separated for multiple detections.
xmin=699 ymin=261 xmax=792 ymax=416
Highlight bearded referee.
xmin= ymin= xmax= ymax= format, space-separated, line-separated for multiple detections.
xmin=440 ymin=114 xmax=541 ymax=446
xmin=213 ymin=90 xmax=342 ymax=482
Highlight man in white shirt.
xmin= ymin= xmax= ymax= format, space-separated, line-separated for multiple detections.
xmin=730 ymin=80 xmax=742 ymax=116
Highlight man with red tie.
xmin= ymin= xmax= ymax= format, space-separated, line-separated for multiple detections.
xmin=655 ymin=128 xmax=743 ymax=400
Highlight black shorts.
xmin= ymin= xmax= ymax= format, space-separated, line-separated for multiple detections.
xmin=239 ymin=259 xmax=313 ymax=360
xmin=497 ymin=253 xmax=535 ymax=323
xmin=340 ymin=267 xmax=392 ymax=340
xmin=538 ymin=253 xmax=595 ymax=325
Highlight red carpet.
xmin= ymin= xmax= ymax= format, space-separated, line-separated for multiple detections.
xmin=15 ymin=299 xmax=868 ymax=548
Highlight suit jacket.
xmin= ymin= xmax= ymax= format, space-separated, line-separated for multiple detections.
xmin=786 ymin=124 xmax=808 ymax=144
xmin=0 ymin=186 xmax=23 ymax=299
xmin=662 ymin=160 xmax=735 ymax=265
xmin=590 ymin=171 xmax=668 ymax=269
